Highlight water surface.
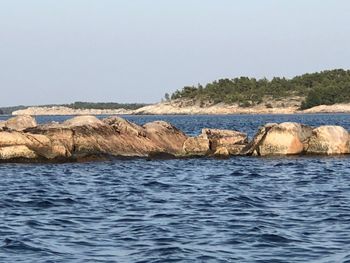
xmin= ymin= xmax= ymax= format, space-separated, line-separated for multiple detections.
xmin=1 ymin=114 xmax=350 ymax=262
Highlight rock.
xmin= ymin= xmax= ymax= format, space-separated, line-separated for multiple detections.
xmin=143 ymin=121 xmax=188 ymax=155
xmin=213 ymin=146 xmax=230 ymax=158
xmin=0 ymin=115 xmax=37 ymax=131
xmin=63 ymin=115 xmax=104 ymax=127
xmin=103 ymin=116 xmax=145 ymax=137
xmin=201 ymin=128 xmax=248 ymax=154
xmin=241 ymin=123 xmax=277 ymax=155
xmin=306 ymin=126 xmax=350 ymax=155
xmin=202 ymin=128 xmax=248 ymax=145
xmin=0 ymin=145 xmax=38 ymax=160
xmin=183 ymin=136 xmax=210 ymax=156
xmin=242 ymin=122 xmax=313 ymax=156
xmin=225 ymin=144 xmax=246 ymax=155
xmin=1 ymin=117 xmax=350 ymax=162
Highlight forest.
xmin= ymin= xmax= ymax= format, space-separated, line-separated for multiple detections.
xmin=169 ymin=69 xmax=350 ymax=109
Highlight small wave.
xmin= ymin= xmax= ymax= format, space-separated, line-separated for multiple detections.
xmin=142 ymin=181 xmax=171 ymax=188
xmin=260 ymin=234 xmax=295 ymax=244
xmin=1 ymin=238 xmax=60 ymax=255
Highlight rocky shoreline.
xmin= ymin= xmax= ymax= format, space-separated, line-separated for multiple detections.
xmin=0 ymin=115 xmax=350 ymax=163
xmin=11 ymin=102 xmax=350 ymax=116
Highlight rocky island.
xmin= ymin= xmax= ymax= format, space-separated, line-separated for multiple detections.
xmin=7 ymin=69 xmax=350 ymax=116
xmin=0 ymin=115 xmax=349 ymax=163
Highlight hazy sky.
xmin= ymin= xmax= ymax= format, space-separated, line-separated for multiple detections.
xmin=1 ymin=0 xmax=349 ymax=106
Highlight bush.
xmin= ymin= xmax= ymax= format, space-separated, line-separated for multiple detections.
xmin=169 ymin=69 xmax=350 ymax=109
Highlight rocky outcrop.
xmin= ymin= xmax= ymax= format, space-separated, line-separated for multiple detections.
xmin=12 ymin=106 xmax=133 ymax=116
xmin=183 ymin=136 xmax=210 ymax=156
xmin=103 ymin=116 xmax=145 ymax=137
xmin=183 ymin=128 xmax=248 ymax=156
xmin=143 ymin=121 xmax=188 ymax=155
xmin=1 ymin=115 xmax=350 ymax=162
xmin=0 ymin=115 xmax=190 ymax=162
xmin=245 ymin=122 xmax=313 ymax=156
xmin=306 ymin=126 xmax=350 ymax=155
xmin=0 ymin=115 xmax=37 ymax=131
xmin=242 ymin=122 xmax=350 ymax=156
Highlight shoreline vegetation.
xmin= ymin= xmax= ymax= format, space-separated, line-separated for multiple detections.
xmin=2 ymin=69 xmax=350 ymax=116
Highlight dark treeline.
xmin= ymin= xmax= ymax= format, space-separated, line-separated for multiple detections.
xmin=170 ymin=69 xmax=350 ymax=109
xmin=0 ymin=102 xmax=148 ymax=115
xmin=0 ymin=106 xmax=27 ymax=115
xmin=62 ymin=102 xmax=148 ymax=110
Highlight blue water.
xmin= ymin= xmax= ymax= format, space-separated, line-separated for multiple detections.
xmin=1 ymin=114 xmax=350 ymax=263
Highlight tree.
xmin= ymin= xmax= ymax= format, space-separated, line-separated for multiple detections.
xmin=164 ymin=93 xmax=170 ymax=101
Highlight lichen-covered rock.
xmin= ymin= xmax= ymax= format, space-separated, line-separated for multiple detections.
xmin=183 ymin=136 xmax=210 ymax=156
xmin=306 ymin=126 xmax=350 ymax=155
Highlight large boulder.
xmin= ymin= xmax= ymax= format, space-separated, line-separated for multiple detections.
xmin=202 ymin=128 xmax=248 ymax=155
xmin=103 ymin=116 xmax=145 ymax=137
xmin=63 ymin=115 xmax=103 ymax=127
xmin=143 ymin=121 xmax=188 ymax=155
xmin=0 ymin=145 xmax=38 ymax=160
xmin=306 ymin=126 xmax=350 ymax=155
xmin=202 ymin=128 xmax=248 ymax=147
xmin=213 ymin=146 xmax=230 ymax=158
xmin=183 ymin=128 xmax=248 ymax=156
xmin=0 ymin=130 xmax=68 ymax=160
xmin=0 ymin=115 xmax=37 ymax=131
xmin=183 ymin=136 xmax=210 ymax=156
xmin=242 ymin=122 xmax=313 ymax=156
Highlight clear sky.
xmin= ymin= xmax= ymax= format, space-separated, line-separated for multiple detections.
xmin=1 ymin=0 xmax=349 ymax=106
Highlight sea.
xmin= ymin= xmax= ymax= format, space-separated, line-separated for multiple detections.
xmin=1 ymin=114 xmax=350 ymax=263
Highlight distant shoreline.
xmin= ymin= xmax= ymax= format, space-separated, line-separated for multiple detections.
xmin=8 ymin=102 xmax=350 ymax=116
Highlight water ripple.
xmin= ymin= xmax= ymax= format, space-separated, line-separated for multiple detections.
xmin=1 ymin=114 xmax=350 ymax=262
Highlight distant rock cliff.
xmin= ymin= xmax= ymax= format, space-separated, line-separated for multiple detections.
xmin=12 ymin=106 xmax=134 ymax=116
xmin=11 ymin=101 xmax=350 ymax=116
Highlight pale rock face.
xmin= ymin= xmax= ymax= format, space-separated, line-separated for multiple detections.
xmin=241 ymin=123 xmax=277 ymax=156
xmin=183 ymin=136 xmax=210 ymax=155
xmin=103 ymin=116 xmax=145 ymax=137
xmin=201 ymin=128 xmax=248 ymax=154
xmin=183 ymin=128 xmax=248 ymax=156
xmin=63 ymin=115 xmax=104 ymax=127
xmin=2 ymin=115 xmax=350 ymax=162
xmin=202 ymin=128 xmax=248 ymax=149
xmin=244 ymin=122 xmax=313 ymax=156
xmin=0 ymin=145 xmax=38 ymax=160
xmin=213 ymin=146 xmax=230 ymax=158
xmin=143 ymin=121 xmax=188 ymax=155
xmin=0 ymin=115 xmax=37 ymax=131
xmin=306 ymin=126 xmax=350 ymax=155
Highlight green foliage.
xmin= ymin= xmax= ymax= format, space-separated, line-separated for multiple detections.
xmin=63 ymin=102 xmax=147 ymax=110
xmin=170 ymin=69 xmax=350 ymax=109
xmin=0 ymin=106 xmax=27 ymax=115
xmin=164 ymin=93 xmax=170 ymax=101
